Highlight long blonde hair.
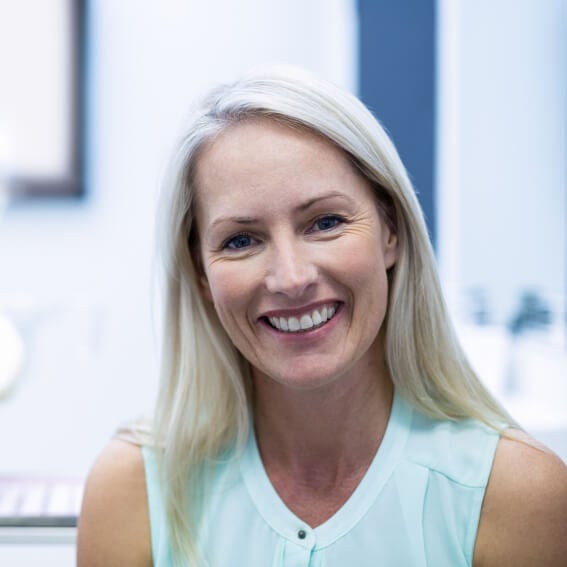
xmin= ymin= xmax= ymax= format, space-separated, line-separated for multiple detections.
xmin=151 ymin=65 xmax=516 ymax=565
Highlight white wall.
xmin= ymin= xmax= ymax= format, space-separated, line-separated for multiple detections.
xmin=0 ymin=0 xmax=357 ymax=478
xmin=438 ymin=0 xmax=567 ymax=325
xmin=437 ymin=0 xmax=567 ymax=454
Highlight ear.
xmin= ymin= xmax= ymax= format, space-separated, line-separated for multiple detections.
xmin=382 ymin=226 xmax=398 ymax=270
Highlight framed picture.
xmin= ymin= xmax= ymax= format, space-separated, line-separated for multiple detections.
xmin=0 ymin=0 xmax=85 ymax=199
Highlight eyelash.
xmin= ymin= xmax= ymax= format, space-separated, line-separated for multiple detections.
xmin=220 ymin=215 xmax=346 ymax=251
xmin=222 ymin=232 xmax=256 ymax=250
xmin=310 ymin=214 xmax=345 ymax=232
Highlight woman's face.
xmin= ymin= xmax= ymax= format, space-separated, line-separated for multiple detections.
xmin=194 ymin=118 xmax=397 ymax=391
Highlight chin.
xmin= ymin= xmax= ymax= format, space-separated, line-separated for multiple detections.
xmin=252 ymin=362 xmax=345 ymax=392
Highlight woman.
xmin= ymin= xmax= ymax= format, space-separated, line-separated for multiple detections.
xmin=78 ymin=66 xmax=567 ymax=566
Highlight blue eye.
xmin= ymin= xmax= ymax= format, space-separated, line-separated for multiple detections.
xmin=314 ymin=215 xmax=343 ymax=231
xmin=225 ymin=234 xmax=253 ymax=249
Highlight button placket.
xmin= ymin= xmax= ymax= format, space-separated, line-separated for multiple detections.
xmin=284 ymin=529 xmax=315 ymax=567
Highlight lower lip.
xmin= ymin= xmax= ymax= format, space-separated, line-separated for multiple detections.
xmin=260 ymin=304 xmax=343 ymax=342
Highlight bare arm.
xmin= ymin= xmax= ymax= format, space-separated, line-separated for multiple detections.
xmin=474 ymin=435 xmax=567 ymax=567
xmin=77 ymin=439 xmax=153 ymax=567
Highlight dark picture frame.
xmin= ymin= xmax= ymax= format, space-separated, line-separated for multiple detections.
xmin=0 ymin=0 xmax=85 ymax=199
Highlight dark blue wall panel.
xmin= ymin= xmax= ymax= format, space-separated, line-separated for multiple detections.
xmin=358 ymin=0 xmax=437 ymax=247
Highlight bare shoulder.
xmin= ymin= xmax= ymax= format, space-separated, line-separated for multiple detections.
xmin=77 ymin=439 xmax=152 ymax=567
xmin=474 ymin=432 xmax=567 ymax=567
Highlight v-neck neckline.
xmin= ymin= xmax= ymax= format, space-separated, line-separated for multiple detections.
xmin=240 ymin=391 xmax=413 ymax=550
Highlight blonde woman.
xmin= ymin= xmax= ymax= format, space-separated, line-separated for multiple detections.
xmin=78 ymin=67 xmax=567 ymax=566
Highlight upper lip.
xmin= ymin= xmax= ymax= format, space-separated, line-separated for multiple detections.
xmin=260 ymin=300 xmax=341 ymax=319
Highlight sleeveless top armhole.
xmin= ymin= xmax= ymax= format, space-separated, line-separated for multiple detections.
xmin=404 ymin=409 xmax=501 ymax=566
xmin=462 ymin=425 xmax=501 ymax=564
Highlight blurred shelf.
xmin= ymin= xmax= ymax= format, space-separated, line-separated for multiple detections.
xmin=0 ymin=475 xmax=82 ymax=543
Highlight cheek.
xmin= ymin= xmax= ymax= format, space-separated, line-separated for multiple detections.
xmin=334 ymin=233 xmax=390 ymax=282
xmin=205 ymin=264 xmax=253 ymax=326
xmin=337 ymin=239 xmax=390 ymax=314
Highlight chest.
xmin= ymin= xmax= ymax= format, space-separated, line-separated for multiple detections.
xmin=147 ymin=401 xmax=499 ymax=566
xmin=265 ymin=466 xmax=369 ymax=527
xmin=198 ymin=464 xmax=474 ymax=567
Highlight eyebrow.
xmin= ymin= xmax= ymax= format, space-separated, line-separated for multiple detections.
xmin=297 ymin=191 xmax=353 ymax=211
xmin=208 ymin=192 xmax=353 ymax=229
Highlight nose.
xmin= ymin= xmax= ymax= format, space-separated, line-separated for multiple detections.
xmin=264 ymin=239 xmax=318 ymax=298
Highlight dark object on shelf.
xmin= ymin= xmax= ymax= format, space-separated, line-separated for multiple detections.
xmin=508 ymin=291 xmax=551 ymax=336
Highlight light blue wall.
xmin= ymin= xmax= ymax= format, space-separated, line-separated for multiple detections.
xmin=438 ymin=0 xmax=566 ymax=326
xmin=0 ymin=0 xmax=358 ymax=477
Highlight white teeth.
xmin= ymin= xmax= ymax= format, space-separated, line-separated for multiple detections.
xmin=300 ymin=314 xmax=313 ymax=330
xmin=312 ymin=310 xmax=322 ymax=326
xmin=266 ymin=303 xmax=338 ymax=333
xmin=288 ymin=317 xmax=300 ymax=332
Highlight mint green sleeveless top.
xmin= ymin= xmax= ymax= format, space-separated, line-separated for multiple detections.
xmin=142 ymin=393 xmax=500 ymax=566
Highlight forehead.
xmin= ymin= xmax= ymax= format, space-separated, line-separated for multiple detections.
xmin=195 ymin=118 xmax=353 ymax=182
xmin=193 ymin=118 xmax=368 ymax=215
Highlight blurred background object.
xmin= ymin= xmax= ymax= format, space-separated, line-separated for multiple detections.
xmin=0 ymin=0 xmax=565 ymax=563
xmin=0 ymin=0 xmax=84 ymax=199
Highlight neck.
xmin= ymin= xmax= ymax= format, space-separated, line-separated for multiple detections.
xmin=252 ymin=359 xmax=394 ymax=478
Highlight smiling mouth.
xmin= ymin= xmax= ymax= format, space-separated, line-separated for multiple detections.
xmin=265 ymin=303 xmax=339 ymax=333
